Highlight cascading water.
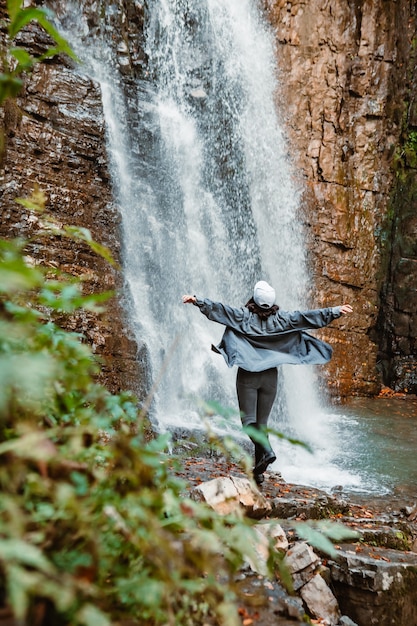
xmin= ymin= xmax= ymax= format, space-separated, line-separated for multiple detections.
xmin=53 ymin=0 xmax=366 ymax=492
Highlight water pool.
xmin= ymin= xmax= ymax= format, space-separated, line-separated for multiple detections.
xmin=273 ymin=396 xmax=417 ymax=503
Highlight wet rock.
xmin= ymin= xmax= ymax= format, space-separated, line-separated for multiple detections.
xmin=283 ymin=541 xmax=341 ymax=623
xmin=234 ymin=569 xmax=306 ymax=624
xmin=270 ymin=493 xmax=350 ymax=520
xmin=286 ymin=541 xmax=321 ymax=591
xmin=180 ymin=458 xmax=417 ymax=625
xmin=403 ymin=503 xmax=417 ymax=521
xmin=351 ymin=521 xmax=412 ymax=551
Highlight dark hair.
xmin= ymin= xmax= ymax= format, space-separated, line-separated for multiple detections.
xmin=245 ymin=297 xmax=279 ymax=319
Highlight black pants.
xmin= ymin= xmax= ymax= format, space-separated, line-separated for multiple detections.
xmin=236 ymin=367 xmax=278 ymax=428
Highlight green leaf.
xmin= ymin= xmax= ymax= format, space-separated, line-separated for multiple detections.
xmin=314 ymin=519 xmax=360 ymax=542
xmin=0 ymin=538 xmax=54 ymax=573
xmin=53 ymin=550 xmax=93 ymax=575
xmin=9 ymin=47 xmax=34 ymax=70
xmin=15 ymin=188 xmax=46 ymax=213
xmin=7 ymin=4 xmax=77 ymax=61
xmin=268 ymin=426 xmax=313 ymax=453
xmin=70 ymin=471 xmax=89 ymax=496
xmin=37 ymin=46 xmax=61 ymax=63
xmin=274 ymin=556 xmax=294 ymax=593
xmin=7 ymin=564 xmax=29 ymax=621
xmin=216 ymin=601 xmax=240 ymax=626
xmin=4 ymin=300 xmax=43 ymax=322
xmin=6 ymin=0 xmax=22 ymax=23
xmin=0 ymin=431 xmax=56 ymax=461
xmin=77 ymin=605 xmax=111 ymax=626
xmin=0 ymin=352 xmax=57 ymax=412
xmin=0 ymin=262 xmax=43 ymax=292
xmin=196 ymin=397 xmax=238 ymax=418
xmin=63 ymin=226 xmax=118 ymax=268
xmin=8 ymin=6 xmax=41 ymax=37
xmin=293 ymin=523 xmax=339 ymax=558
xmin=293 ymin=520 xmax=359 ymax=559
xmin=0 ymin=73 xmax=23 ymax=104
xmin=34 ymin=11 xmax=77 ymax=60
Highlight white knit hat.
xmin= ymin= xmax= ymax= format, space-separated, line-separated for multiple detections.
xmin=253 ymin=281 xmax=276 ymax=309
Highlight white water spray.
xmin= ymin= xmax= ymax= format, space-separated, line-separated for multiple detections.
xmin=54 ymin=0 xmax=363 ymax=491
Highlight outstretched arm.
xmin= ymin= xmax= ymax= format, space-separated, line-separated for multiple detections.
xmin=182 ymin=295 xmax=246 ymax=327
xmin=183 ymin=294 xmax=354 ymax=333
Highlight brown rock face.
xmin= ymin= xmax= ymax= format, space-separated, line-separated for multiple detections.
xmin=0 ymin=6 xmax=146 ymax=397
xmin=263 ymin=0 xmax=416 ymax=396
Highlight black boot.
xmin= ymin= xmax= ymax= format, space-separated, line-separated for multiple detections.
xmin=246 ymin=422 xmax=265 ymax=483
xmin=253 ymin=425 xmax=276 ymax=476
xmin=254 ymin=472 xmax=264 ymax=485
xmin=253 ymin=438 xmax=265 ymax=484
xmin=247 ymin=423 xmax=276 ymax=480
xmin=254 ymin=448 xmax=276 ymax=476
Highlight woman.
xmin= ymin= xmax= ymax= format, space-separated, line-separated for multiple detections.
xmin=182 ymin=281 xmax=353 ymax=484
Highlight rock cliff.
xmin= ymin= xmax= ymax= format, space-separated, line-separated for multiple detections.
xmin=1 ymin=0 xmax=416 ymax=399
xmin=263 ymin=0 xmax=417 ymax=396
xmin=0 ymin=1 xmax=146 ymax=397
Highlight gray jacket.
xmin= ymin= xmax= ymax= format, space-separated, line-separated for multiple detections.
xmin=194 ymin=298 xmax=342 ymax=372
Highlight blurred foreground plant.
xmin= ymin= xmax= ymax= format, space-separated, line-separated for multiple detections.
xmin=0 ymin=191 xmax=273 ymax=625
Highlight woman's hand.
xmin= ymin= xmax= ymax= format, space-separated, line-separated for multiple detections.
xmin=182 ymin=295 xmax=196 ymax=304
xmin=339 ymin=304 xmax=353 ymax=314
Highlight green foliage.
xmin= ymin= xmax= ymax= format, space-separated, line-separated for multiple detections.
xmin=393 ymin=124 xmax=417 ymax=172
xmin=244 ymin=424 xmax=313 ymax=454
xmin=395 ymin=129 xmax=417 ymax=171
xmin=0 ymin=198 xmax=277 ymax=625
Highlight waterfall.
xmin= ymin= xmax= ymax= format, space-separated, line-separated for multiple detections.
xmin=53 ymin=0 xmax=363 ymax=492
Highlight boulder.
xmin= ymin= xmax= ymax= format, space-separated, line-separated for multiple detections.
xmin=300 ymin=573 xmax=341 ymax=625
xmin=191 ymin=476 xmax=271 ymax=518
xmin=246 ymin=521 xmax=289 ymax=575
xmin=285 ymin=541 xmax=320 ymax=575
xmin=329 ymin=544 xmax=417 ymax=626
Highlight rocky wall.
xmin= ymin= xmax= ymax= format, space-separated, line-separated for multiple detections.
xmin=376 ymin=42 xmax=417 ymax=394
xmin=0 ymin=1 xmax=147 ymax=398
xmin=263 ymin=0 xmax=416 ymax=397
